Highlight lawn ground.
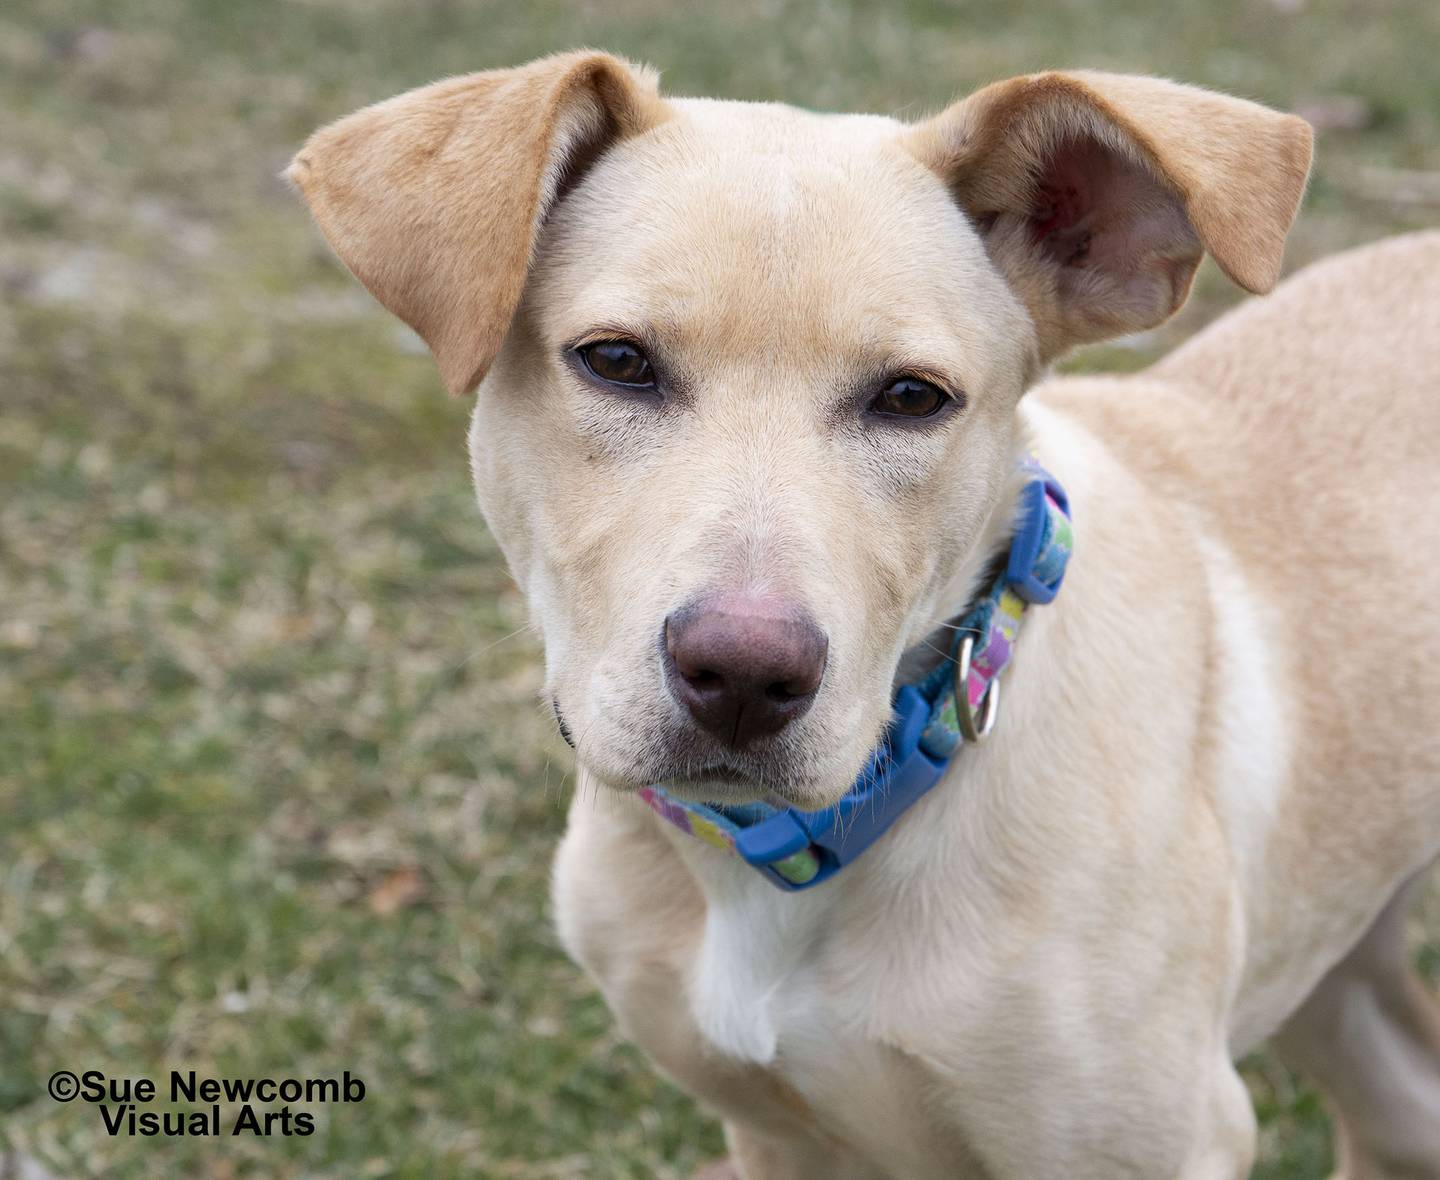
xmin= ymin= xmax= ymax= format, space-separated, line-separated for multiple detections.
xmin=2 ymin=0 xmax=1439 ymax=1176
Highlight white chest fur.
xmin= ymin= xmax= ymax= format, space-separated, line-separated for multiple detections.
xmin=667 ymin=833 xmax=840 ymax=1064
xmin=659 ymin=821 xmax=989 ymax=1180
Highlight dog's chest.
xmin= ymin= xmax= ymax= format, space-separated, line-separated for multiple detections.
xmin=678 ymin=847 xmax=968 ymax=1177
xmin=682 ymin=851 xmax=830 ymax=1063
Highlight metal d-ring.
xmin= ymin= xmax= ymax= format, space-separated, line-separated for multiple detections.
xmin=953 ymin=634 xmax=1001 ymax=743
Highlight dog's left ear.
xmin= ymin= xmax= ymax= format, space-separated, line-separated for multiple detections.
xmin=904 ymin=72 xmax=1313 ymax=362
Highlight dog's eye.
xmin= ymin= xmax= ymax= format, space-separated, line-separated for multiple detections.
xmin=867 ymin=376 xmax=950 ymax=419
xmin=576 ymin=340 xmax=655 ymax=388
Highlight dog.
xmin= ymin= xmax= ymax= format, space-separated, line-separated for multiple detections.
xmin=289 ymin=51 xmax=1440 ymax=1178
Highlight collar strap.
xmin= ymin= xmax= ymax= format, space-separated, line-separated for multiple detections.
xmin=639 ymin=461 xmax=1072 ymax=891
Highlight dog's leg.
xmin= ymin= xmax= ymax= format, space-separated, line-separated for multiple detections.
xmin=689 ymin=1161 xmax=741 ymax=1180
xmin=1179 ymin=1057 xmax=1260 ymax=1180
xmin=721 ymin=1122 xmax=886 ymax=1180
xmin=1273 ymin=868 xmax=1440 ymax=1180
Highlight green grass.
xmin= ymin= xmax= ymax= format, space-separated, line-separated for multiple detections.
xmin=1 ymin=0 xmax=1438 ymax=1176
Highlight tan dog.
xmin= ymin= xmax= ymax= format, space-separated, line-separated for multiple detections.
xmin=290 ymin=52 xmax=1440 ymax=1179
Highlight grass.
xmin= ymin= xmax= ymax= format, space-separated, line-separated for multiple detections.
xmin=1 ymin=0 xmax=1438 ymax=1176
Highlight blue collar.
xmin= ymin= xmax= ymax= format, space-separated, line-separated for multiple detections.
xmin=639 ymin=462 xmax=1072 ymax=891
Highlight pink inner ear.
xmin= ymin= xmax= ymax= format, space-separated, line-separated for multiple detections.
xmin=1032 ymin=147 xmax=1090 ymax=249
xmin=1029 ymin=136 xmax=1193 ymax=277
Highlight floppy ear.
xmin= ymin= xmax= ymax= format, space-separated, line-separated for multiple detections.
xmin=903 ymin=72 xmax=1313 ymax=362
xmin=287 ymin=51 xmax=668 ymax=396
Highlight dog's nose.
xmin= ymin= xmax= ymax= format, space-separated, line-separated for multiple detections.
xmin=663 ymin=593 xmax=828 ymax=748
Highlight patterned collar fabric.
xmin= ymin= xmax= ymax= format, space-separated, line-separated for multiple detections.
xmin=638 ymin=461 xmax=1073 ymax=892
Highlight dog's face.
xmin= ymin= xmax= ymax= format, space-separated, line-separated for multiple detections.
xmin=472 ymin=104 xmax=1033 ymax=803
xmin=290 ymin=54 xmax=1310 ymax=805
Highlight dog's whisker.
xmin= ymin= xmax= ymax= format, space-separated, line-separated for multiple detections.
xmin=452 ymin=621 xmax=540 ymax=671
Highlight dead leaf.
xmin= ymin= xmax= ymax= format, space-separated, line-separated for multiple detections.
xmin=366 ymin=866 xmax=425 ymax=915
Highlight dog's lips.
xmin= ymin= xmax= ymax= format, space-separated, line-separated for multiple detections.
xmin=572 ymin=686 xmax=887 ymax=808
xmin=598 ymin=751 xmax=851 ymax=810
xmin=581 ymin=747 xmax=816 ymax=806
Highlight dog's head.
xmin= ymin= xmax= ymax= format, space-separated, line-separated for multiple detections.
xmin=290 ymin=53 xmax=1310 ymax=806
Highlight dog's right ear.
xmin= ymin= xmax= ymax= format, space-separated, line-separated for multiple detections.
xmin=287 ymin=51 xmax=667 ymax=396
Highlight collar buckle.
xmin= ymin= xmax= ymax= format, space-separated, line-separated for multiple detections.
xmin=732 ymin=684 xmax=947 ymax=891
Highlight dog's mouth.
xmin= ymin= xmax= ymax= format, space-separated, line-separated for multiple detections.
xmin=555 ymin=695 xmax=793 ymax=795
xmin=565 ymin=707 xmax=846 ymax=806
xmin=598 ymin=726 xmax=861 ymax=809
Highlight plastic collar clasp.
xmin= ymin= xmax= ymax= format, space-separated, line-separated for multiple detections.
xmin=732 ymin=683 xmax=945 ymax=891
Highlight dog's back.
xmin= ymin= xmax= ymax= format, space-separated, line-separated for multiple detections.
xmin=1158 ymin=230 xmax=1440 ymax=478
